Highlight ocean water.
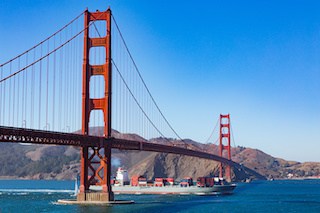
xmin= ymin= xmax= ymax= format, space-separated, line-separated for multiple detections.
xmin=0 ymin=179 xmax=319 ymax=213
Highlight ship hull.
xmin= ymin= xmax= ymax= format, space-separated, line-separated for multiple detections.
xmin=90 ymin=184 xmax=236 ymax=195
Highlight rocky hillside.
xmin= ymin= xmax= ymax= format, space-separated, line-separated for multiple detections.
xmin=0 ymin=128 xmax=319 ymax=181
xmin=0 ymin=143 xmax=79 ymax=179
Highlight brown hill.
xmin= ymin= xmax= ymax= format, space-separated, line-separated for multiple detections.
xmin=0 ymin=128 xmax=319 ymax=181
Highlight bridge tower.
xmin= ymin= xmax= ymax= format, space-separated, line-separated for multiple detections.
xmin=77 ymin=8 xmax=113 ymax=202
xmin=219 ymin=114 xmax=231 ymax=181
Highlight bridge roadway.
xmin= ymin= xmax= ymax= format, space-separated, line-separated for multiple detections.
xmin=0 ymin=126 xmax=265 ymax=179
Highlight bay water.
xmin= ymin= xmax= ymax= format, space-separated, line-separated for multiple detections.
xmin=0 ymin=179 xmax=319 ymax=212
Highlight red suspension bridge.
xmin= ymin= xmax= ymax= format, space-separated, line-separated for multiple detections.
xmin=0 ymin=8 xmax=263 ymax=202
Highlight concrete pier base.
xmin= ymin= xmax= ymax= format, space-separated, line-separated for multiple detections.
xmin=57 ymin=191 xmax=134 ymax=205
xmin=77 ymin=192 xmax=114 ymax=202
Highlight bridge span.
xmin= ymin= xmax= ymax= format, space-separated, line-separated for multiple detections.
xmin=0 ymin=126 xmax=265 ymax=180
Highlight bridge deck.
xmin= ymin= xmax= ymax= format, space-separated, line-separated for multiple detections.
xmin=0 ymin=126 xmax=265 ymax=179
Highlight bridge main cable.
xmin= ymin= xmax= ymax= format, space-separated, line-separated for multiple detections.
xmin=112 ymin=58 xmax=167 ymax=139
xmin=0 ymin=12 xmax=107 ymax=84
xmin=111 ymin=15 xmax=184 ymax=141
xmin=0 ymin=11 xmax=85 ymax=68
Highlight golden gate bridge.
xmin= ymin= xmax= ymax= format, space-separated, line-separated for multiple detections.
xmin=0 ymin=7 xmax=263 ymax=202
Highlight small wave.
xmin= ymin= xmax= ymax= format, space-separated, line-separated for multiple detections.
xmin=51 ymin=201 xmax=68 ymax=206
xmin=12 ymin=192 xmax=28 ymax=195
xmin=0 ymin=189 xmax=74 ymax=193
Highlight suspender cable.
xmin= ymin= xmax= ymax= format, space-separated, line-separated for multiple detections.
xmin=205 ymin=118 xmax=219 ymax=144
xmin=112 ymin=15 xmax=184 ymax=141
xmin=0 ymin=11 xmax=84 ymax=68
xmin=112 ymin=59 xmax=174 ymax=144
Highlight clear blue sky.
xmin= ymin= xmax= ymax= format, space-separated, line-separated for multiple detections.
xmin=0 ymin=0 xmax=319 ymax=162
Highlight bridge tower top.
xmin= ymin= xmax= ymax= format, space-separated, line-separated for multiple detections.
xmin=82 ymin=8 xmax=112 ymax=137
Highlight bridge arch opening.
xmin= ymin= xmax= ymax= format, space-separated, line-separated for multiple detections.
xmin=89 ymin=75 xmax=105 ymax=99
xmin=89 ymin=109 xmax=105 ymax=136
xmin=89 ymin=47 xmax=106 ymax=66
xmin=89 ymin=20 xmax=107 ymax=38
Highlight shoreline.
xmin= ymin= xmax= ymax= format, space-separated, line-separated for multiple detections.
xmin=0 ymin=176 xmax=74 ymax=181
xmin=0 ymin=176 xmax=319 ymax=181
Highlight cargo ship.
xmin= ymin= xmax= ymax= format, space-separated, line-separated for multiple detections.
xmin=89 ymin=168 xmax=236 ymax=195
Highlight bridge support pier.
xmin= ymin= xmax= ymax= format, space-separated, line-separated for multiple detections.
xmin=77 ymin=144 xmax=114 ymax=202
xmin=78 ymin=8 xmax=113 ymax=202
